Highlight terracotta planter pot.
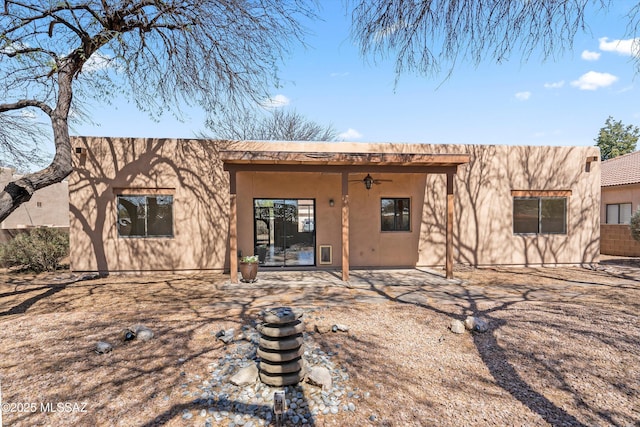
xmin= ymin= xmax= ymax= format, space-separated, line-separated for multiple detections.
xmin=239 ymin=262 xmax=258 ymax=282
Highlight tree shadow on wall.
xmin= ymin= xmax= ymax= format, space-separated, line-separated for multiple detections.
xmin=420 ymin=144 xmax=599 ymax=268
xmin=69 ymin=137 xmax=241 ymax=273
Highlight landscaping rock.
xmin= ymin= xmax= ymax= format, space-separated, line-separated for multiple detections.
xmin=216 ymin=328 xmax=235 ymax=344
xmin=132 ymin=324 xmax=155 ymax=341
xmin=464 ymin=316 xmax=489 ymax=333
xmin=229 ymin=363 xmax=259 ymax=386
xmin=121 ymin=328 xmax=136 ymax=342
xmin=332 ymin=324 xmax=349 ymax=333
xmin=306 ymin=366 xmax=332 ymax=390
xmin=450 ymin=319 xmax=465 ymax=334
xmin=95 ymin=341 xmax=113 ymax=354
xmin=313 ymin=323 xmax=333 ymax=334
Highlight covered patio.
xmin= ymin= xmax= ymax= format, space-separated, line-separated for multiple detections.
xmin=221 ymin=150 xmax=470 ymax=283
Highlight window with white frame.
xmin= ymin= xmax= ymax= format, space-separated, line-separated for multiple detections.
xmin=606 ymin=203 xmax=632 ymax=224
xmin=117 ymin=195 xmax=174 ymax=237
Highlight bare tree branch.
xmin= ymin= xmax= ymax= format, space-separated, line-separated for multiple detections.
xmin=348 ymin=0 xmax=632 ymax=79
xmin=0 ymin=0 xmax=318 ymax=221
xmin=205 ymin=108 xmax=337 ymax=142
xmin=0 ymin=99 xmax=54 ymax=116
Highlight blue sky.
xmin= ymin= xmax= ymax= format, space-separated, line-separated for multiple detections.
xmin=73 ymin=2 xmax=640 ymax=148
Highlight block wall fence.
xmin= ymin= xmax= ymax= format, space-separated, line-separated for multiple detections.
xmin=600 ymin=224 xmax=640 ymax=257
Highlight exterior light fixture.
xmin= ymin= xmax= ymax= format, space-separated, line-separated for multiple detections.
xmin=273 ymin=390 xmax=286 ymax=425
xmin=329 ymin=199 xmax=335 ymax=207
xmin=363 ymin=174 xmax=374 ymax=190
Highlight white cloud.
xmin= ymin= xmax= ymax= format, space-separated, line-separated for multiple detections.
xmin=83 ymin=52 xmax=113 ymax=72
xmin=581 ymin=50 xmax=601 ymax=61
xmin=20 ymin=110 xmax=37 ymax=119
xmin=0 ymin=41 xmax=28 ymax=54
xmin=515 ymin=91 xmax=531 ymax=101
xmin=260 ymin=94 xmax=290 ymax=108
xmin=599 ymin=37 xmax=639 ymax=56
xmin=374 ymin=20 xmax=409 ymax=43
xmin=570 ymin=71 xmax=618 ymax=90
xmin=544 ymin=80 xmax=565 ymax=89
xmin=617 ymin=85 xmax=634 ymax=93
xmin=338 ymin=128 xmax=363 ymax=140
xmin=330 ymin=72 xmax=349 ymax=78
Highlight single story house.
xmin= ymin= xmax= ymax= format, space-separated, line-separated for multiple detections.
xmin=600 ymin=150 xmax=640 ymax=257
xmin=0 ymin=167 xmax=69 ymax=243
xmin=68 ymin=137 xmax=601 ymax=281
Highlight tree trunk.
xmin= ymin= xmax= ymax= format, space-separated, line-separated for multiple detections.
xmin=0 ymin=140 xmax=72 ymax=223
xmin=0 ymin=69 xmax=74 ymax=223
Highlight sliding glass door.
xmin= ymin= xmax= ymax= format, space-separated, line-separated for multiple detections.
xmin=254 ymin=199 xmax=315 ymax=266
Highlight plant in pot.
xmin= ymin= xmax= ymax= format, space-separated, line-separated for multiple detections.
xmin=239 ymin=255 xmax=259 ymax=283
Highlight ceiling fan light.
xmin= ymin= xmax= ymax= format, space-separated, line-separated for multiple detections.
xmin=363 ymin=174 xmax=374 ymax=190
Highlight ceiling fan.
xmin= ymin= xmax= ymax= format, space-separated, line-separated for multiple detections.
xmin=349 ymin=173 xmax=393 ymax=190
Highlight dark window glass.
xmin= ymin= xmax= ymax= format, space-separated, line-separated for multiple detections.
xmin=513 ymin=197 xmax=567 ymax=235
xmin=513 ymin=199 xmax=539 ymax=233
xmin=117 ymin=195 xmax=173 ymax=237
xmin=381 ymin=198 xmax=410 ymax=231
xmin=541 ymin=198 xmax=566 ymax=233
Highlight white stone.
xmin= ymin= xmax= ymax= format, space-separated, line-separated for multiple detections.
xmin=306 ymin=366 xmax=332 ymax=390
xmin=95 ymin=341 xmax=113 ymax=354
xmin=450 ymin=319 xmax=465 ymax=334
xmin=133 ymin=325 xmax=155 ymax=341
xmin=332 ymin=324 xmax=349 ymax=332
xmin=464 ymin=316 xmax=488 ymax=333
xmin=230 ymin=363 xmax=259 ymax=386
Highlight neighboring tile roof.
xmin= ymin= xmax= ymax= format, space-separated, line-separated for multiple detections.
xmin=601 ymin=150 xmax=640 ymax=187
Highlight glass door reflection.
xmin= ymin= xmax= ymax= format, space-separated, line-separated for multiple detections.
xmin=254 ymin=199 xmax=315 ymax=267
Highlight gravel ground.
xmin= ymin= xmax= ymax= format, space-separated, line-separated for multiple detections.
xmin=0 ymin=261 xmax=639 ymax=426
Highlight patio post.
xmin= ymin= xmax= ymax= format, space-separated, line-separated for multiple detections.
xmin=341 ymin=172 xmax=350 ymax=281
xmin=229 ymin=169 xmax=238 ymax=283
xmin=446 ymin=171 xmax=454 ymax=279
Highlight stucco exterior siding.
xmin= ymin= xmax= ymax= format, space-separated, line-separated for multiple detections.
xmin=0 ymin=167 xmax=69 ymax=231
xmin=601 ymin=183 xmax=640 ymax=221
xmin=418 ymin=144 xmax=601 ymax=266
xmin=69 ymin=137 xmax=600 ymax=273
xmin=70 ymin=137 xmax=230 ymax=272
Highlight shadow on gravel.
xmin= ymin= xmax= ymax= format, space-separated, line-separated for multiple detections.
xmin=348 ymin=267 xmax=640 ymax=427
xmin=0 ymin=284 xmax=69 ymax=316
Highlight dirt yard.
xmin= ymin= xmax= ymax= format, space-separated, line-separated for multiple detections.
xmin=0 ymin=260 xmax=639 ymax=426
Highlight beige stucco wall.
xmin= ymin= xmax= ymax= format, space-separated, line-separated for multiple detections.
xmin=236 ymin=171 xmax=427 ymax=268
xmin=69 ymin=137 xmax=229 ymax=272
xmin=69 ymin=137 xmax=601 ymax=273
xmin=601 ymin=183 xmax=640 ymax=222
xmin=0 ymin=167 xmax=69 ymax=230
xmin=417 ymin=144 xmax=601 ymax=266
